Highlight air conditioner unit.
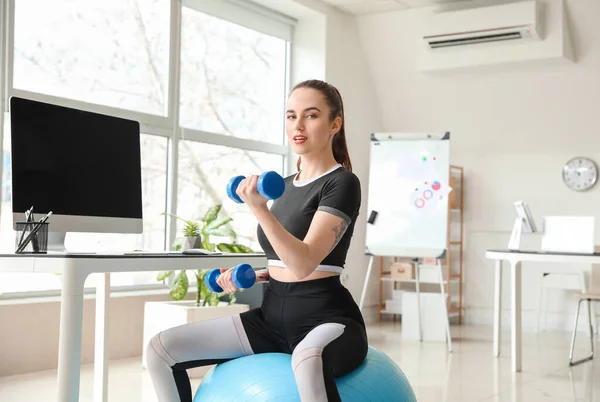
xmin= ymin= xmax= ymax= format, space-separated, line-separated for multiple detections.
xmin=423 ymin=0 xmax=543 ymax=50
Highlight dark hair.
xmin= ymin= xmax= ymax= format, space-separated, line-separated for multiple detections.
xmin=291 ymin=80 xmax=352 ymax=172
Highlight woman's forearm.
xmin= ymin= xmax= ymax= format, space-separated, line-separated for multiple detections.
xmin=250 ymin=205 xmax=314 ymax=279
xmin=255 ymin=268 xmax=269 ymax=283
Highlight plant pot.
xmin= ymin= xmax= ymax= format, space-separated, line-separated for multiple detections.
xmin=142 ymin=300 xmax=250 ymax=378
xmin=181 ymin=236 xmax=201 ymax=250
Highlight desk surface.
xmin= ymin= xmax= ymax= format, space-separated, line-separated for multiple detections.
xmin=0 ymin=252 xmax=266 ymax=259
xmin=0 ymin=252 xmax=268 ymax=274
xmin=487 ymin=249 xmax=600 ymax=257
xmin=486 ymin=249 xmax=600 ymax=264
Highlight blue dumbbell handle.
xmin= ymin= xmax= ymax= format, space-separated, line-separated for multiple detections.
xmin=205 ymin=264 xmax=256 ymax=293
xmin=227 ymin=172 xmax=284 ymax=204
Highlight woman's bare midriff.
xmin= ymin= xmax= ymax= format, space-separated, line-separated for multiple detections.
xmin=267 ymin=266 xmax=339 ymax=282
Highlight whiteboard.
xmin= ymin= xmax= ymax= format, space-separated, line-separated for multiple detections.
xmin=365 ymin=133 xmax=451 ymax=258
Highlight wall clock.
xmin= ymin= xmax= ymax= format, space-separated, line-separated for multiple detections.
xmin=562 ymin=157 xmax=598 ymax=191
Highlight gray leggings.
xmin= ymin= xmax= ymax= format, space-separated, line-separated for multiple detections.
xmin=147 ymin=314 xmax=364 ymax=401
xmin=146 ymin=276 xmax=368 ymax=401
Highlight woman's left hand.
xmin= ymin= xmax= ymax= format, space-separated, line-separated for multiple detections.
xmin=236 ymin=175 xmax=268 ymax=210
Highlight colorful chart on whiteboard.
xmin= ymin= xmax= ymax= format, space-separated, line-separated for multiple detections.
xmin=397 ymin=151 xmax=452 ymax=212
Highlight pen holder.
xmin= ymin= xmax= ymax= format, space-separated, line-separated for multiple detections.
xmin=15 ymin=221 xmax=49 ymax=254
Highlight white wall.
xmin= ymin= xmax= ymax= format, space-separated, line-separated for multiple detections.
xmin=354 ymin=0 xmax=600 ymax=330
xmin=0 ymin=291 xmax=184 ymax=377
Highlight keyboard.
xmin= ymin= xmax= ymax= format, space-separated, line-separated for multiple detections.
xmin=122 ymin=250 xmax=181 ymax=255
xmin=181 ymin=249 xmax=223 ymax=255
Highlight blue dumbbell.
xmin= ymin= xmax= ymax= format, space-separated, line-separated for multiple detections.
xmin=205 ymin=263 xmax=256 ymax=293
xmin=226 ymin=171 xmax=285 ymax=204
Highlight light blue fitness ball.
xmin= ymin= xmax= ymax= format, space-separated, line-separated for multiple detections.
xmin=193 ymin=346 xmax=417 ymax=402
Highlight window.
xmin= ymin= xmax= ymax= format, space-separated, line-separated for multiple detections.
xmin=13 ymin=0 xmax=170 ymax=116
xmin=179 ymin=5 xmax=288 ymax=145
xmin=0 ymin=0 xmax=293 ymax=296
xmin=0 ymin=114 xmax=14 ymax=254
xmin=138 ymin=134 xmax=169 ymax=251
xmin=177 ymin=141 xmax=284 ymax=252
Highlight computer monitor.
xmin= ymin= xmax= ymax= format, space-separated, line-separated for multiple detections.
xmin=10 ymin=97 xmax=143 ymax=240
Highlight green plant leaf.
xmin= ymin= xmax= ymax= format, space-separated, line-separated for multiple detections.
xmin=208 ymin=292 xmax=220 ymax=306
xmin=169 ymin=271 xmax=189 ymax=300
xmin=171 ymin=237 xmax=183 ymax=251
xmin=156 ymin=270 xmax=174 ymax=281
xmin=201 ymin=205 xmax=221 ymax=224
xmin=201 ymin=237 xmax=216 ymax=252
xmin=204 ymin=226 xmax=236 ymax=238
xmin=162 ymin=212 xmax=191 ymax=226
xmin=217 ymin=243 xmax=254 ymax=253
xmin=200 ymin=271 xmax=212 ymax=302
xmin=233 ymin=243 xmax=254 ymax=253
xmin=216 ymin=243 xmax=235 ymax=253
xmin=183 ymin=221 xmax=201 ymax=237
xmin=229 ymin=292 xmax=237 ymax=305
xmin=196 ymin=270 xmax=206 ymax=307
xmin=203 ymin=216 xmax=233 ymax=232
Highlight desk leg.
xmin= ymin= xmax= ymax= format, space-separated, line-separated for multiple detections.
xmin=511 ymin=260 xmax=522 ymax=372
xmin=57 ymin=265 xmax=87 ymax=402
xmin=493 ymin=259 xmax=502 ymax=357
xmin=94 ymin=273 xmax=110 ymax=402
xmin=415 ymin=260 xmax=423 ymax=342
xmin=359 ymin=256 xmax=374 ymax=312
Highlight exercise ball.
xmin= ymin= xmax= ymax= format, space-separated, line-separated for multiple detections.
xmin=193 ymin=346 xmax=417 ymax=402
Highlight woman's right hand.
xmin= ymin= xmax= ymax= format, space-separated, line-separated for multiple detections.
xmin=216 ymin=267 xmax=239 ymax=294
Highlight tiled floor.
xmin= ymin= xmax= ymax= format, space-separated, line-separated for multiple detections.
xmin=0 ymin=323 xmax=598 ymax=401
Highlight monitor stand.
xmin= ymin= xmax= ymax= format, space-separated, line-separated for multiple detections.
xmin=507 ymin=217 xmax=524 ymax=251
xmin=47 ymin=232 xmax=67 ymax=252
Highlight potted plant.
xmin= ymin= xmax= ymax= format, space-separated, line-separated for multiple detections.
xmin=158 ymin=205 xmax=254 ymax=307
xmin=142 ymin=204 xmax=255 ymax=377
xmin=166 ymin=213 xmax=202 ymax=250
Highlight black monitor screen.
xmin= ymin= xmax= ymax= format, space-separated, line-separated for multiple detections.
xmin=10 ymin=97 xmax=142 ymax=219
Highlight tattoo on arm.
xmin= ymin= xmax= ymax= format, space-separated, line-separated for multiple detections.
xmin=329 ymin=220 xmax=349 ymax=252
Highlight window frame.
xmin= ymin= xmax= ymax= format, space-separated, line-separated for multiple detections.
xmin=0 ymin=0 xmax=294 ymax=298
xmin=182 ymin=0 xmax=295 ymax=41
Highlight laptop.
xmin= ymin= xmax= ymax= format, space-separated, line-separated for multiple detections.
xmin=541 ymin=216 xmax=596 ymax=254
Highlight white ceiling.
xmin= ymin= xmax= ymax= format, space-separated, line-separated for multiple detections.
xmin=318 ymin=0 xmax=476 ymax=15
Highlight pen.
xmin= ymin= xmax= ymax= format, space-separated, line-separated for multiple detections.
xmin=28 ymin=210 xmax=40 ymax=252
xmin=16 ymin=211 xmax=53 ymax=253
xmin=16 ymin=206 xmax=34 ymax=250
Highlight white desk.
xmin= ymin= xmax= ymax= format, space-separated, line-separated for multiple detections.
xmin=0 ymin=252 xmax=267 ymax=402
xmin=486 ymin=249 xmax=599 ymax=373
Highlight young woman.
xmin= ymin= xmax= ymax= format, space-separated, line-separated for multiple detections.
xmin=147 ymin=79 xmax=368 ymax=402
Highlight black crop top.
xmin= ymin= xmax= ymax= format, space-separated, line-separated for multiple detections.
xmin=256 ymin=164 xmax=361 ymax=273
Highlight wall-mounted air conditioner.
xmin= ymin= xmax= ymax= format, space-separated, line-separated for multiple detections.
xmin=419 ymin=0 xmax=574 ymax=72
xmin=423 ymin=0 xmax=543 ymax=50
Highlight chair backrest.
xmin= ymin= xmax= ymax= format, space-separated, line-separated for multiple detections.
xmin=590 ymin=264 xmax=600 ymax=294
xmin=591 ymin=245 xmax=600 ymax=293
